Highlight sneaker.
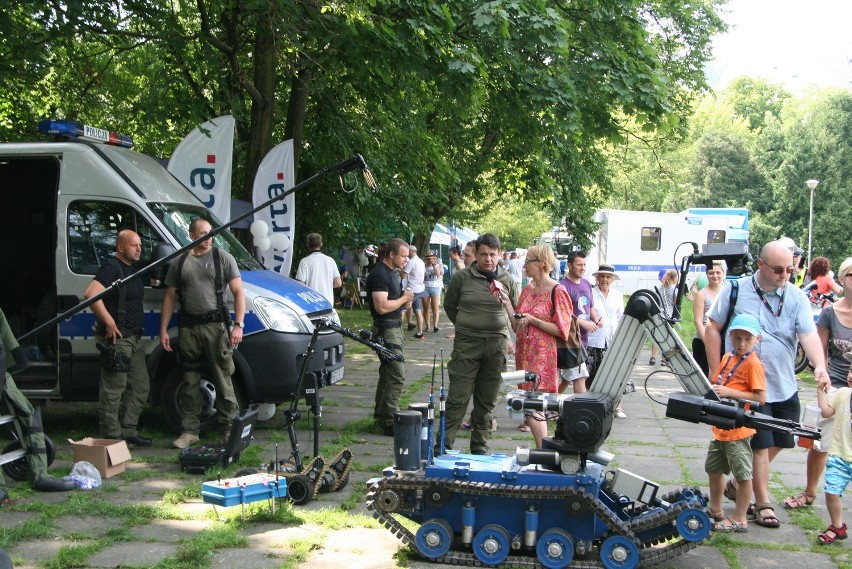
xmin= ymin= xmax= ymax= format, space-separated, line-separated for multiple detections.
xmin=433 ymin=327 xmax=439 ymax=333
xmin=122 ymin=434 xmax=153 ymax=447
xmin=414 ymin=332 xmax=424 ymax=339
xmin=615 ymin=408 xmax=627 ymax=419
xmin=172 ymin=432 xmax=200 ymax=449
xmin=407 ymin=323 xmax=416 ymax=331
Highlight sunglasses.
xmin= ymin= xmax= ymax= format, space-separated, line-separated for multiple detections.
xmin=763 ymin=264 xmax=795 ymax=275
xmin=524 ymin=258 xmax=539 ymax=264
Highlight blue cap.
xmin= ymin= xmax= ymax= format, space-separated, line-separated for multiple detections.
xmin=729 ymin=314 xmax=761 ymax=336
xmin=658 ymin=269 xmax=667 ymax=281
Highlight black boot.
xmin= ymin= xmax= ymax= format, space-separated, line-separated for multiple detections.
xmin=33 ymin=476 xmax=75 ymax=492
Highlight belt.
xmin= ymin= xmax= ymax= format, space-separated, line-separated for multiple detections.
xmin=179 ymin=310 xmax=226 ymax=327
xmin=373 ymin=319 xmax=401 ymax=331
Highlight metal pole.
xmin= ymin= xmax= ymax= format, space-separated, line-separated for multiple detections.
xmin=807 ymin=185 xmax=814 ymax=270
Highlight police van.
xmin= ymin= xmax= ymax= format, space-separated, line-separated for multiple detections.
xmin=0 ymin=120 xmax=345 ymax=433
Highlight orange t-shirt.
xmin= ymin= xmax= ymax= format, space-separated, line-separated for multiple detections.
xmin=711 ymin=353 xmax=766 ymax=442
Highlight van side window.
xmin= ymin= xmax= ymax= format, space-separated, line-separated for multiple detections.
xmin=640 ymin=227 xmax=661 ymax=251
xmin=707 ymin=230 xmax=726 ymax=244
xmin=67 ymin=201 xmax=163 ymax=274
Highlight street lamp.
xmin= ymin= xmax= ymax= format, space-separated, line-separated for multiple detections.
xmin=805 ymin=178 xmax=819 ymax=269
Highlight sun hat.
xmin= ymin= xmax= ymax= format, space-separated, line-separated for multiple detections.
xmin=592 ymin=263 xmax=619 ymax=281
xmin=426 ymin=250 xmax=438 ymax=257
xmin=778 ymin=237 xmax=796 ymax=250
xmin=729 ymin=314 xmax=761 ymax=337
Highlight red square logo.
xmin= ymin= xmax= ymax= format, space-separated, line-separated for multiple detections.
xmin=277 ymin=172 xmax=284 ymax=180
xmin=207 ymin=154 xmax=216 ymax=164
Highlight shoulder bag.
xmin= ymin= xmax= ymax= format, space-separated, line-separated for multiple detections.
xmin=551 ymin=285 xmax=587 ymax=369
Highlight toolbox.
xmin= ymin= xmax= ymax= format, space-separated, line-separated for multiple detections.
xmin=201 ymin=472 xmax=287 ymax=507
xmin=179 ymin=407 xmax=258 ymax=474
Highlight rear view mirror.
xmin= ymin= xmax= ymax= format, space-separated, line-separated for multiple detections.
xmin=150 ymin=242 xmax=176 ymax=287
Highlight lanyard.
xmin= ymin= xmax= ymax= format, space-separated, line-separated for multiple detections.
xmin=752 ymin=276 xmax=785 ymax=318
xmin=716 ymin=350 xmax=752 ymax=386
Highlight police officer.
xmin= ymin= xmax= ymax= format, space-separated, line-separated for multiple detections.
xmin=160 ymin=219 xmax=245 ymax=449
xmin=0 ymin=308 xmax=75 ymax=505
xmin=366 ymin=238 xmax=414 ymax=435
xmin=84 ymin=229 xmax=151 ymax=446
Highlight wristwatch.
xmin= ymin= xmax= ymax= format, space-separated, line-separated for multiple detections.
xmin=232 ymin=321 xmax=245 ymax=329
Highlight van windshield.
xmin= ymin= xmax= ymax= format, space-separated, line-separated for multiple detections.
xmin=149 ymin=203 xmax=263 ymax=270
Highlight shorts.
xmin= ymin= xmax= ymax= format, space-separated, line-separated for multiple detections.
xmin=425 ymin=286 xmax=442 ymax=298
xmin=751 ymin=392 xmax=800 ymax=450
xmin=824 ymin=454 xmax=852 ymax=496
xmin=412 ymin=290 xmax=429 ymax=311
xmin=560 ymin=363 xmax=589 ymax=382
xmin=705 ymin=437 xmax=754 ymax=480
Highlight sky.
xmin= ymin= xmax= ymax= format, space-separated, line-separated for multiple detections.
xmin=706 ymin=0 xmax=852 ymax=93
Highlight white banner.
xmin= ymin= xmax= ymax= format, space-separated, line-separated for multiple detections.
xmin=167 ymin=115 xmax=235 ymax=224
xmin=252 ymin=139 xmax=295 ymax=275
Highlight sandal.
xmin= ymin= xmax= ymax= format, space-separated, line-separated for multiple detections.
xmin=818 ymin=523 xmax=848 ymax=544
xmin=518 ymin=424 xmax=531 ymax=433
xmin=751 ymin=503 xmax=780 ymax=528
xmin=709 ymin=510 xmax=725 ymax=523
xmin=712 ymin=517 xmax=748 ymax=533
xmin=783 ymin=490 xmax=816 ymax=509
xmin=723 ymin=479 xmax=737 ymax=502
xmin=648 ymin=357 xmax=656 ymax=365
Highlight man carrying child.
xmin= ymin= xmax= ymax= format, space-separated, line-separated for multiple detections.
xmin=705 ymin=314 xmax=766 ymax=533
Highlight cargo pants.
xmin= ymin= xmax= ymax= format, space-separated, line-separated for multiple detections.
xmin=178 ymin=322 xmax=237 ymax=437
xmin=441 ymin=333 xmax=507 ymax=454
xmin=97 ymin=335 xmax=149 ymax=439
xmin=372 ymin=324 xmax=405 ymax=428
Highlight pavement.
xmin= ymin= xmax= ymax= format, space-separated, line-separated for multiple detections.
xmin=2 ymin=309 xmax=850 ymax=568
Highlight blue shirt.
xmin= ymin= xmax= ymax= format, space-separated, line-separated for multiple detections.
xmin=708 ymin=276 xmax=815 ymax=403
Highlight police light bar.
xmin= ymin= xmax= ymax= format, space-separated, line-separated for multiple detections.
xmin=38 ymin=119 xmax=133 ymax=148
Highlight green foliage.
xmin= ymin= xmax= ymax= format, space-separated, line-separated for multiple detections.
xmin=0 ymin=0 xmax=726 ymax=255
xmin=468 ymin=196 xmax=553 ymax=250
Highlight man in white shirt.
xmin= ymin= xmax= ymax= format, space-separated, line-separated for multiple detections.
xmin=404 ymin=245 xmax=427 ymax=338
xmin=295 ymin=233 xmax=341 ymax=303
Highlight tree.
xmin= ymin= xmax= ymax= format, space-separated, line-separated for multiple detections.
xmin=0 ymin=0 xmax=726 ymax=257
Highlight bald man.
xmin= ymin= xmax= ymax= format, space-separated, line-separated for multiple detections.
xmin=84 ymin=229 xmax=152 ymax=447
xmin=705 ymin=240 xmax=828 ymax=528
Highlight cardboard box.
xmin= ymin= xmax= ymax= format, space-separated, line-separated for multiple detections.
xmin=68 ymin=438 xmax=132 ymax=478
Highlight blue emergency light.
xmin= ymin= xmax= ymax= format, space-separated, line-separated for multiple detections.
xmin=38 ymin=119 xmax=133 ymax=148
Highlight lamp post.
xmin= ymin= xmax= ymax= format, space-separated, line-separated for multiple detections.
xmin=805 ymin=178 xmax=819 ymax=269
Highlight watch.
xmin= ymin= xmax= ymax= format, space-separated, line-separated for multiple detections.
xmin=232 ymin=321 xmax=245 ymax=328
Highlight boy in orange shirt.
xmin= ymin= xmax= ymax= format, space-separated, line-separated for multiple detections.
xmin=705 ymin=314 xmax=766 ymax=532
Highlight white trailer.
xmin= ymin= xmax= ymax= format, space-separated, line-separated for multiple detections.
xmin=585 ymin=208 xmax=750 ymax=294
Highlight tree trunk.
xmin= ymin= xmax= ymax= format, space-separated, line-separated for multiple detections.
xmin=242 ymin=17 xmax=276 ymax=199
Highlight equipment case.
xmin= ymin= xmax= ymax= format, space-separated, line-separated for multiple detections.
xmin=179 ymin=407 xmax=258 ymax=474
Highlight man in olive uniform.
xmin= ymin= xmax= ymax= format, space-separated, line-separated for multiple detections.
xmin=160 ymin=219 xmax=245 ymax=449
xmin=366 ymin=238 xmax=414 ymax=435
xmin=84 ymin=229 xmax=151 ymax=446
xmin=442 ymin=233 xmax=519 ymax=454
xmin=0 ymin=308 xmax=75 ymax=505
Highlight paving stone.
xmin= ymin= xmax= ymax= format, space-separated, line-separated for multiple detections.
xmin=87 ymin=542 xmax=176 ymax=567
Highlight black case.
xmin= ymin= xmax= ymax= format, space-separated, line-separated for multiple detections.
xmin=179 ymin=407 xmax=258 ymax=474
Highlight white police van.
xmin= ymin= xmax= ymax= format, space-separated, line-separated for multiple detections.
xmin=0 ymin=120 xmax=345 ymax=433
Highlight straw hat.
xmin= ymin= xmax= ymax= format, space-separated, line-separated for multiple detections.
xmin=592 ymin=263 xmax=619 ymax=280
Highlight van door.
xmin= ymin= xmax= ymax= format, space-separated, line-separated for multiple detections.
xmin=0 ymin=156 xmax=60 ymax=391
xmin=59 ymin=199 xmax=166 ymax=400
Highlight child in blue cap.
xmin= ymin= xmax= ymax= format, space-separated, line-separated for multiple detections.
xmin=705 ymin=313 xmax=766 ymax=532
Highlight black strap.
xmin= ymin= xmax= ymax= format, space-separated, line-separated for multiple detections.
xmin=115 ymin=259 xmax=127 ymax=336
xmin=721 ymin=279 xmax=739 ymax=336
xmin=176 ymin=248 xmax=228 ymax=323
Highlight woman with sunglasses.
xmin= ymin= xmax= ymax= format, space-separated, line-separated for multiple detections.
xmin=507 ymin=244 xmax=573 ymax=448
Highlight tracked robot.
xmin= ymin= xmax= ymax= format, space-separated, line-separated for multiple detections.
xmin=367 ymin=243 xmax=820 ymax=569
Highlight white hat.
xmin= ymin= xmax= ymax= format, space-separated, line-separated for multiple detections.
xmin=778 ymin=237 xmax=796 ymax=250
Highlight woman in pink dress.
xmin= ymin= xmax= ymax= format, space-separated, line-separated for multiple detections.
xmin=508 ymin=244 xmax=573 ymax=448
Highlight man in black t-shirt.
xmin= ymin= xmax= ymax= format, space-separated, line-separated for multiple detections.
xmin=366 ymin=238 xmax=414 ymax=435
xmin=84 ymin=229 xmax=151 ymax=447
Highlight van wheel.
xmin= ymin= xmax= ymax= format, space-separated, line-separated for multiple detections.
xmin=160 ymin=366 xmax=247 ymax=436
xmin=2 ymin=435 xmax=56 ymax=482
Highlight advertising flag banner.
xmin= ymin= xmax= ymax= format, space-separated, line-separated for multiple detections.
xmin=252 ymin=140 xmax=295 ymax=275
xmin=167 ymin=115 xmax=235 ymax=224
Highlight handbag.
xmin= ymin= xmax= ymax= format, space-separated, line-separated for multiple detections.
xmin=551 ymin=286 xmax=587 ymax=369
